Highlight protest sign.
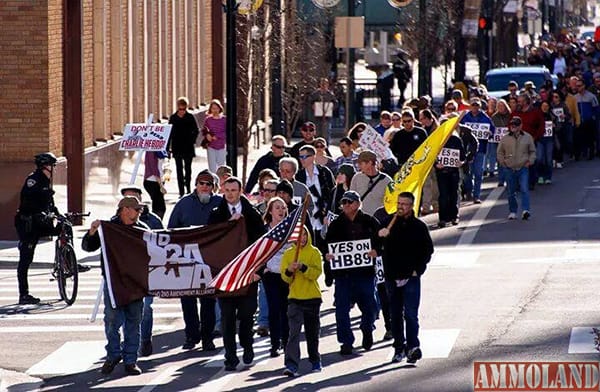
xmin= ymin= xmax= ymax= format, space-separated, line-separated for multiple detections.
xmin=119 ymin=123 xmax=173 ymax=151
xmin=328 ymin=239 xmax=373 ymax=270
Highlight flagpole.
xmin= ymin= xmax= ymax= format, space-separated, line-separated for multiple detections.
xmin=290 ymin=195 xmax=311 ymax=266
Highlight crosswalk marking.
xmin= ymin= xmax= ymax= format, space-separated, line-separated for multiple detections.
xmin=568 ymin=327 xmax=599 ymax=354
xmin=430 ymin=251 xmax=480 ymax=268
xmin=0 ymin=312 xmax=182 ymax=321
xmin=204 ymin=337 xmax=271 ymax=368
xmin=385 ymin=329 xmax=460 ymax=361
xmin=26 ymin=341 xmax=105 ymax=377
xmin=0 ymin=325 xmax=176 ymax=333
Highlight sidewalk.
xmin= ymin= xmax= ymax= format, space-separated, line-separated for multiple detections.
xmin=0 ymin=141 xmax=277 ymax=270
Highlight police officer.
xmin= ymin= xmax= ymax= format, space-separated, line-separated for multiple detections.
xmin=14 ymin=153 xmax=59 ymax=304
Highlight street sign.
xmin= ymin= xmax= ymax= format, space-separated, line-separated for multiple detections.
xmin=335 ymin=17 xmax=364 ymax=48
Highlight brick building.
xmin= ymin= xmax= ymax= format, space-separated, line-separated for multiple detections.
xmin=0 ymin=1 xmax=222 ymax=239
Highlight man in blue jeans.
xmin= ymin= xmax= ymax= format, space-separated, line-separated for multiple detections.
xmin=497 ymin=116 xmax=537 ymax=220
xmin=324 ymin=191 xmax=382 ymax=356
xmin=377 ymin=192 xmax=433 ymax=364
xmin=120 ymin=185 xmax=164 ymax=357
xmin=82 ymin=196 xmax=150 ymax=376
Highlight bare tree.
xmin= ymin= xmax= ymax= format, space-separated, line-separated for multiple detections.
xmin=280 ymin=0 xmax=329 ymax=142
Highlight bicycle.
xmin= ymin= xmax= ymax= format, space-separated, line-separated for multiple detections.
xmin=50 ymin=212 xmax=90 ymax=305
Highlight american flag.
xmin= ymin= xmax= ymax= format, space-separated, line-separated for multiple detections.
xmin=210 ymin=205 xmax=304 ymax=292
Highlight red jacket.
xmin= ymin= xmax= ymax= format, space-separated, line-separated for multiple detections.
xmin=512 ymin=107 xmax=545 ymax=141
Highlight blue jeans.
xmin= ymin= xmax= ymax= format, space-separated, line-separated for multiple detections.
xmin=468 ymin=151 xmax=486 ymax=199
xmin=536 ymin=138 xmax=553 ymax=181
xmin=263 ymin=272 xmax=289 ymax=349
xmin=486 ymin=142 xmax=498 ymax=173
xmin=506 ymin=167 xmax=530 ymax=213
xmin=385 ymin=277 xmax=421 ymax=351
xmin=141 ymin=296 xmax=153 ymax=342
xmin=257 ymin=281 xmax=269 ymax=328
xmin=103 ymin=286 xmax=143 ymax=365
xmin=334 ymin=276 xmax=377 ymax=346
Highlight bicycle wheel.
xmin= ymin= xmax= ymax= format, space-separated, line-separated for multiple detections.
xmin=57 ymin=244 xmax=79 ymax=305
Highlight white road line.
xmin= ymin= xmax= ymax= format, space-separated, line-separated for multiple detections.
xmin=204 ymin=337 xmax=270 ymax=368
xmin=193 ymin=368 xmax=234 ymax=392
xmin=430 ymin=252 xmax=480 ymax=268
xmin=457 ymin=187 xmax=504 ymax=246
xmin=385 ymin=328 xmax=460 ymax=361
xmin=0 ymin=325 xmax=175 ymax=333
xmin=0 ymin=303 xmax=181 ymax=310
xmin=436 ymin=241 xmax=599 ymax=252
xmin=137 ymin=366 xmax=180 ymax=392
xmin=568 ymin=327 xmax=599 ymax=354
xmin=0 ymin=312 xmax=182 ymax=321
xmin=0 ymin=295 xmax=103 ymax=301
xmin=26 ymin=341 xmax=105 ymax=377
xmin=0 ymin=286 xmax=102 ymax=292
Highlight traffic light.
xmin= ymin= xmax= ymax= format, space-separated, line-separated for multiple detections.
xmin=478 ymin=16 xmax=492 ymax=31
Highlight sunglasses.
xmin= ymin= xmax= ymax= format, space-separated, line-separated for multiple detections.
xmin=263 ymin=188 xmax=277 ymax=193
xmin=315 ymin=144 xmax=325 ymax=149
xmin=272 ymin=144 xmax=285 ymax=149
xmin=402 ymin=119 xmax=413 ymax=124
xmin=341 ymin=199 xmax=355 ymax=205
xmin=392 ymin=117 xmax=401 ymax=121
xmin=510 ymin=122 xmax=521 ymax=126
xmin=298 ymin=154 xmax=313 ymax=160
xmin=129 ymin=206 xmax=143 ymax=212
xmin=197 ymin=181 xmax=213 ymax=186
xmin=302 ymin=129 xmax=315 ymax=132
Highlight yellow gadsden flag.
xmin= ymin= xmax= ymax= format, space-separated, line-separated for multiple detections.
xmin=383 ymin=116 xmax=460 ymax=215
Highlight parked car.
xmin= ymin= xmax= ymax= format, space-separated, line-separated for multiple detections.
xmin=484 ymin=66 xmax=555 ymax=99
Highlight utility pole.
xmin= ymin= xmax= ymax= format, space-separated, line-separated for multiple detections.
xmin=225 ymin=0 xmax=238 ymax=174
xmin=346 ymin=0 xmax=355 ymax=128
xmin=270 ymin=0 xmax=283 ymax=136
xmin=417 ymin=0 xmax=431 ymax=96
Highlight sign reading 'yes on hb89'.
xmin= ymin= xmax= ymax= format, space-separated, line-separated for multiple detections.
xmin=328 ymin=239 xmax=373 ymax=270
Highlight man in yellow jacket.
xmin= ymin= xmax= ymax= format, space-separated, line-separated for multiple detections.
xmin=280 ymin=227 xmax=322 ymax=376
xmin=497 ymin=116 xmax=536 ymax=220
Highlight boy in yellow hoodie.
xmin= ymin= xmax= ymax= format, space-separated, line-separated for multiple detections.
xmin=280 ymin=226 xmax=323 ymax=376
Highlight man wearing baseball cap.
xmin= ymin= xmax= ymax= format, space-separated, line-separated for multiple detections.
xmin=350 ymin=150 xmax=392 ymax=216
xmin=82 ymin=196 xmax=150 ymax=376
xmin=497 ymin=116 xmax=536 ymax=220
xmin=324 ymin=190 xmax=382 ymax=356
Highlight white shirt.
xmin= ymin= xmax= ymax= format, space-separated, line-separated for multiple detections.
xmin=227 ymin=201 xmax=242 ymax=215
xmin=553 ymin=56 xmax=567 ymax=76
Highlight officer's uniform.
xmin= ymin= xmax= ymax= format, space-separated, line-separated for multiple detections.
xmin=14 ymin=168 xmax=57 ymax=299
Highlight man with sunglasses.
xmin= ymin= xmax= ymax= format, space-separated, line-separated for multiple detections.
xmin=290 ymin=122 xmax=332 ymax=161
xmin=82 ymin=196 xmax=150 ymax=376
xmin=389 ymin=110 xmax=428 ymax=166
xmin=324 ymin=191 xmax=382 ymax=356
xmin=244 ymin=135 xmax=290 ymax=194
xmin=168 ymin=170 xmax=222 ymax=352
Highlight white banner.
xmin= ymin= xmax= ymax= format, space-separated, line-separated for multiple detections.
xmin=328 ymin=239 xmax=373 ymax=270
xmin=375 ymin=256 xmax=385 ymax=284
xmin=493 ymin=127 xmax=508 ymax=143
xmin=120 ymin=123 xmax=173 ymax=151
xmin=359 ymin=125 xmax=396 ymax=162
xmin=544 ymin=121 xmax=553 ymax=137
xmin=464 ymin=122 xmax=491 ymax=140
xmin=437 ymin=148 xmax=461 ymax=168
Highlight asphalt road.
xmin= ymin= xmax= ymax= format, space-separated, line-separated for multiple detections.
xmin=2 ymin=158 xmax=600 ymax=392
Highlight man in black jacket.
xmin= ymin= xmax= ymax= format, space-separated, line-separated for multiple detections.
xmin=377 ymin=192 xmax=433 ymax=364
xmin=435 ymin=128 xmax=467 ymax=227
xmin=389 ymin=110 xmax=428 ymax=166
xmin=208 ymin=177 xmax=266 ymax=371
xmin=325 ymin=191 xmax=381 ymax=356
xmin=244 ymin=135 xmax=289 ymax=193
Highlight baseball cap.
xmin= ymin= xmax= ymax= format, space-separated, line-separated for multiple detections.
xmin=119 ymin=185 xmax=143 ymax=196
xmin=470 ymin=97 xmax=481 ymax=105
xmin=118 ymin=196 xmax=146 ymax=210
xmin=340 ymin=190 xmax=361 ymax=203
xmin=509 ymin=116 xmax=522 ymax=126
